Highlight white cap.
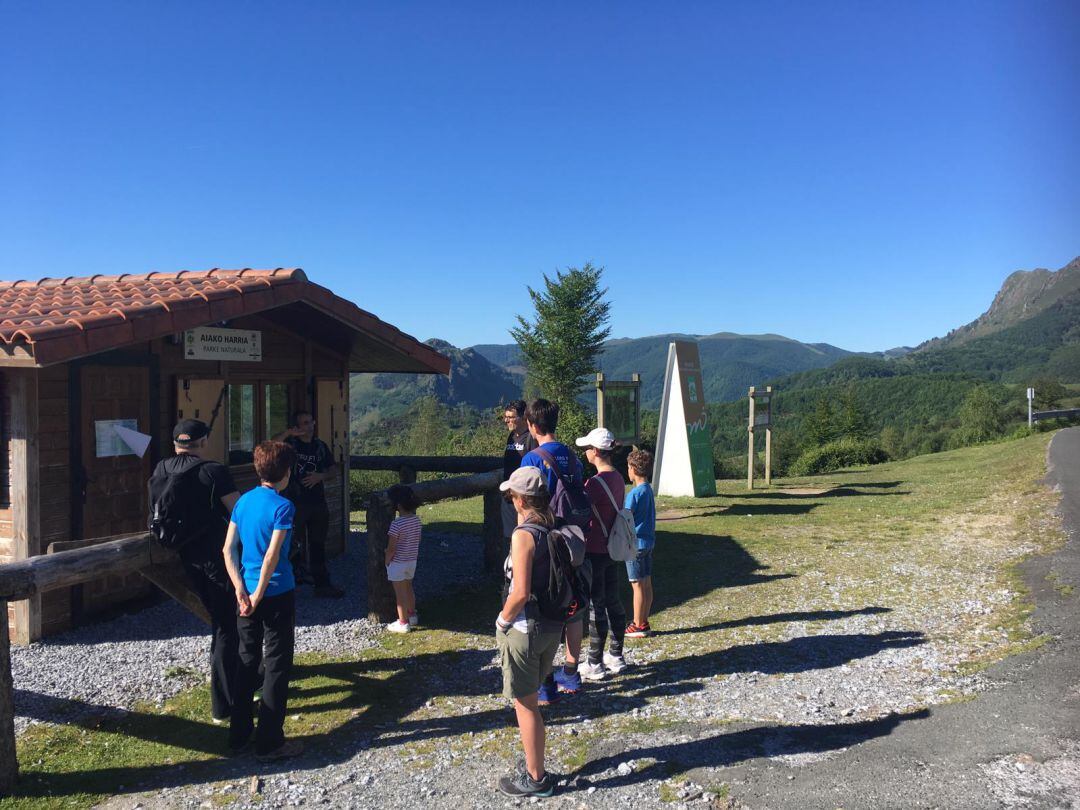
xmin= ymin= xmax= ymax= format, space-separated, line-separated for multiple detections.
xmin=499 ymin=466 xmax=548 ymax=496
xmin=575 ymin=427 xmax=617 ymax=450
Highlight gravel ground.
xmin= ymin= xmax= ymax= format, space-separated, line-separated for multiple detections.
xmin=13 ymin=446 xmax=1074 ymax=809
xmin=11 ymin=525 xmax=483 ymax=736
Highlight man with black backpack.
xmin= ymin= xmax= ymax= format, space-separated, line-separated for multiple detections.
xmin=148 ymin=419 xmax=240 ymax=724
xmin=519 ymin=399 xmax=592 ymax=700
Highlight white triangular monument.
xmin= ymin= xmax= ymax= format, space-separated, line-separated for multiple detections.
xmin=653 ymin=341 xmax=717 ymax=498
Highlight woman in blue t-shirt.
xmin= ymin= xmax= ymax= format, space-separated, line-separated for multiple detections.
xmin=223 ymin=440 xmax=303 ymax=762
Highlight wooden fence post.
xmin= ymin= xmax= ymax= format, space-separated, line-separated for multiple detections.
xmin=0 ymin=600 xmax=17 ymax=795
xmin=366 ymin=493 xmax=397 ymax=623
xmin=482 ymin=489 xmax=504 ymax=574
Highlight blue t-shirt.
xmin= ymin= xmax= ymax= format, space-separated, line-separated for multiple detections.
xmin=625 ymin=482 xmax=656 ymax=551
xmin=520 ymin=441 xmax=582 ymax=496
xmin=232 ymin=485 xmax=296 ymax=597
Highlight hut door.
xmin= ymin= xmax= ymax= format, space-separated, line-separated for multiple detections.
xmin=176 ymin=378 xmax=227 ymax=463
xmin=316 ymin=378 xmax=348 ymax=463
xmin=79 ymin=365 xmax=153 ymax=541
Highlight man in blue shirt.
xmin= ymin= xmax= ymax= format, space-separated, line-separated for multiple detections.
xmin=224 ymin=440 xmax=303 ymax=761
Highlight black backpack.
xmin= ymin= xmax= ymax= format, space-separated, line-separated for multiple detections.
xmin=532 ymin=447 xmax=592 ymax=531
xmin=147 ymin=459 xmax=215 ymax=550
xmin=514 ymin=523 xmax=587 ymax=625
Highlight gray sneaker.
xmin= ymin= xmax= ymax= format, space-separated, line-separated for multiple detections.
xmin=498 ymin=768 xmax=554 ymax=798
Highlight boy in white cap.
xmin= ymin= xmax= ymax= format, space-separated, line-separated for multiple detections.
xmin=575 ymin=428 xmax=629 ymax=679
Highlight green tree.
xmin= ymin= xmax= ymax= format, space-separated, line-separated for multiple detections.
xmin=407 ymin=396 xmax=448 ymax=454
xmin=803 ymin=396 xmax=837 ymax=448
xmin=879 ymin=425 xmax=904 ymax=460
xmin=510 ymin=262 xmax=612 ymax=411
xmin=953 ymin=385 xmax=1005 ymax=445
xmin=1032 ymin=377 xmax=1068 ymax=410
xmin=838 ymin=385 xmax=869 ymax=440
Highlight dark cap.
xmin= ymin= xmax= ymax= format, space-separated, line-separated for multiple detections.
xmin=173 ymin=419 xmax=210 ymax=445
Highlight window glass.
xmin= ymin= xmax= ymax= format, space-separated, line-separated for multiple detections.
xmin=265 ymin=384 xmax=289 ymax=440
xmin=228 ymin=384 xmax=255 ymax=464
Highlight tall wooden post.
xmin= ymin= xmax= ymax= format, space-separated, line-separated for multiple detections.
xmin=365 ymin=492 xmax=397 ymax=623
xmin=0 ymin=599 xmax=16 ymax=795
xmin=482 ymin=489 xmax=504 ymax=574
xmin=764 ymin=386 xmax=773 ymax=487
xmin=747 ymin=387 xmax=756 ymax=490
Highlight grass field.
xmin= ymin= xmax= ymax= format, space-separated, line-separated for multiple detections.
xmin=2 ymin=432 xmax=1064 ymax=808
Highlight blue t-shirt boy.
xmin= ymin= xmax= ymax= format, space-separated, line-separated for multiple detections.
xmin=520 ymin=440 xmax=582 ymax=495
xmin=625 ymin=482 xmax=656 ymax=551
xmin=232 ymin=485 xmax=296 ymax=596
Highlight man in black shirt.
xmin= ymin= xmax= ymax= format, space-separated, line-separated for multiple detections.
xmin=501 ymin=399 xmax=537 ymax=541
xmin=150 ymin=419 xmax=240 ymax=723
xmin=276 ymin=410 xmax=344 ymax=598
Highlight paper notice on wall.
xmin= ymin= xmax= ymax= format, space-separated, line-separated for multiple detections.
xmin=95 ymin=419 xmax=139 ymax=458
xmin=114 ymin=424 xmax=152 ymax=458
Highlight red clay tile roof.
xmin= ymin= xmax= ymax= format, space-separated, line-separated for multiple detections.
xmin=0 ymin=268 xmax=450 ymax=372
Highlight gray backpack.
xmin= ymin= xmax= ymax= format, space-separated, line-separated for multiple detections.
xmin=591 ymin=475 xmax=638 ymax=562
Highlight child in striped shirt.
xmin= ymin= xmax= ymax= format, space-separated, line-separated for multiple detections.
xmin=385 ymin=484 xmax=421 ymax=633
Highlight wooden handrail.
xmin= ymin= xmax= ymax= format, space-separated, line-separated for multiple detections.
xmin=0 ymin=533 xmax=152 ymax=603
xmin=350 ymin=455 xmax=502 ymax=475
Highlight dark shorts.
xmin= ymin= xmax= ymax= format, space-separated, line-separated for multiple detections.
xmin=626 ymin=549 xmax=653 ymax=582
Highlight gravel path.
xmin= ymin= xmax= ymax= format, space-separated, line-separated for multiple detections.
xmin=11 ymin=525 xmax=484 ymax=736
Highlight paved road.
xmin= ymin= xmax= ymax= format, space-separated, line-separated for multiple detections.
xmin=722 ymin=428 xmax=1080 ymax=809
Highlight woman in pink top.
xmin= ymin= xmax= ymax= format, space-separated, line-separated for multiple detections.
xmin=574 ymin=428 xmax=629 ymax=681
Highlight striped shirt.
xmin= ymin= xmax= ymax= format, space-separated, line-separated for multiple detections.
xmin=389 ymin=514 xmax=422 ymax=564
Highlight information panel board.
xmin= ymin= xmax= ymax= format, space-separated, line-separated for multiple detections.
xmin=596 ymin=373 xmax=642 ymax=444
xmin=184 ymin=327 xmax=262 ymax=362
xmin=653 ymin=341 xmax=717 ymax=498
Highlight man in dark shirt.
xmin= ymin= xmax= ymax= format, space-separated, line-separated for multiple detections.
xmin=276 ymin=410 xmax=344 ymax=598
xmin=501 ymin=399 xmax=537 ymax=541
xmin=150 ymin=419 xmax=240 ymax=723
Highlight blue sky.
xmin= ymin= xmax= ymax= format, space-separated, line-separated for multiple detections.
xmin=2 ymin=2 xmax=1077 ymax=352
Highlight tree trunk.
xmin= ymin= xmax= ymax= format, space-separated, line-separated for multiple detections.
xmin=365 ymin=494 xmax=396 ymax=623
xmin=0 ymin=601 xmax=18 ymax=795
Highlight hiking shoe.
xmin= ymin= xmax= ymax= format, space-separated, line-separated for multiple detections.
xmin=409 ymin=612 xmax=419 ymax=627
xmin=498 ymin=769 xmax=554 ymax=798
xmin=537 ymin=677 xmax=561 ymax=706
xmin=625 ymin=622 xmax=652 ymax=638
xmin=255 ymin=740 xmax=304 ymax=762
xmin=578 ymin=661 xmax=607 ymax=681
xmin=385 ymin=620 xmax=410 ymax=634
xmin=603 ymin=652 xmax=628 ymax=674
xmin=554 ymin=668 xmax=582 ymax=694
xmin=314 ymin=583 xmax=345 ymax=599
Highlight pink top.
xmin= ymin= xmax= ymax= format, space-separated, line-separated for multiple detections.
xmin=389 ymin=514 xmax=422 ymax=564
xmin=584 ymin=471 xmax=625 ymax=555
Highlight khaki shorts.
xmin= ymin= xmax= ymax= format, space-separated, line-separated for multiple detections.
xmin=497 ymin=627 xmax=561 ymax=700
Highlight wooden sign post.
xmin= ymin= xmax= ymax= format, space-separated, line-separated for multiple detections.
xmin=747 ymin=386 xmax=773 ymax=489
xmin=596 ymin=372 xmax=642 ymax=444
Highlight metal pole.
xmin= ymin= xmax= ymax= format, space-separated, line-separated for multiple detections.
xmin=765 ymin=427 xmax=772 ymax=487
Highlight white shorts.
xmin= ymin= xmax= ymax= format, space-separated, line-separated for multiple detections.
xmin=386 ymin=560 xmax=417 ymax=582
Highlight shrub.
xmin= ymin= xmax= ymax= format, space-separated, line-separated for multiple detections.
xmin=789 ymin=437 xmax=888 ymax=477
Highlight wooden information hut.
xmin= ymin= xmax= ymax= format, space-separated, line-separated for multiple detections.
xmin=0 ymin=268 xmax=448 ymax=643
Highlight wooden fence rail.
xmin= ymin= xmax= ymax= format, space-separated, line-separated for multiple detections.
xmin=350 ymin=454 xmax=501 ymax=484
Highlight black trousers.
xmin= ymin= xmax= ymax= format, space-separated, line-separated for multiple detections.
xmin=230 ymin=590 xmax=296 ymax=754
xmin=185 ymin=562 xmax=240 ymax=720
xmin=584 ymin=552 xmax=626 ymax=664
xmin=292 ymin=499 xmax=331 ymax=585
